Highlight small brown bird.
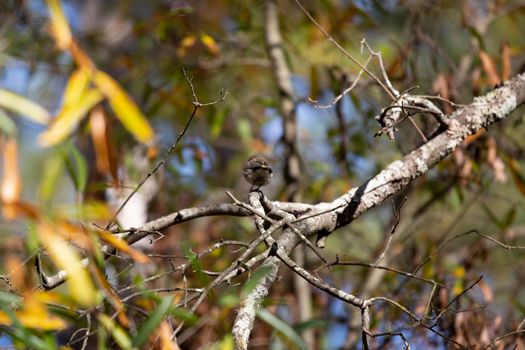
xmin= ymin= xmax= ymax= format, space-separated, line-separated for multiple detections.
xmin=243 ymin=154 xmax=273 ymax=190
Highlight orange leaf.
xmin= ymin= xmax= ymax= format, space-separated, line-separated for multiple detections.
xmin=93 ymin=70 xmax=154 ymax=144
xmin=463 ymin=128 xmax=485 ymax=146
xmin=478 ymin=280 xmax=493 ymax=303
xmin=98 ymin=230 xmax=150 ymax=263
xmin=508 ymin=158 xmax=525 ymax=197
xmin=0 ymin=137 xmax=20 ymax=204
xmin=1 ymin=137 xmax=21 ymax=220
xmin=89 ymin=106 xmax=118 ymax=182
xmin=479 ymin=51 xmax=501 ymax=85
xmin=91 ymin=265 xmax=129 ymax=327
xmin=157 ymin=320 xmax=182 ymax=350
xmin=501 ymin=42 xmax=511 ymax=81
xmin=5 ymin=257 xmax=26 ymax=292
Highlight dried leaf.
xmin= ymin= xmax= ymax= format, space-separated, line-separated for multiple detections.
xmin=93 ymin=70 xmax=154 ymax=144
xmin=157 ymin=320 xmax=181 ymax=350
xmin=478 ymin=280 xmax=493 ymax=303
xmin=92 ymin=266 xmax=129 ymax=327
xmin=463 ymin=128 xmax=485 ymax=146
xmin=486 ymin=137 xmax=507 ymax=183
xmin=508 ymin=157 xmax=525 ymax=197
xmin=479 ymin=51 xmax=501 ymax=85
xmin=98 ymin=230 xmax=150 ymax=263
xmin=0 ymin=137 xmax=21 ymax=205
xmin=501 ymin=42 xmax=511 ymax=81
xmin=432 ymin=73 xmax=453 ymax=114
xmin=5 ymin=257 xmax=25 ymax=292
xmin=1 ymin=138 xmax=21 ymax=220
xmin=89 ymin=106 xmax=118 ymax=182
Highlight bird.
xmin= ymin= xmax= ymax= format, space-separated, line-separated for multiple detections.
xmin=242 ymin=154 xmax=273 ymax=191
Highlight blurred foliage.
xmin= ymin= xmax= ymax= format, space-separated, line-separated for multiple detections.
xmin=0 ymin=0 xmax=525 ymax=348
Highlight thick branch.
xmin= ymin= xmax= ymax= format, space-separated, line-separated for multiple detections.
xmin=320 ymin=74 xmax=525 ymax=245
xmin=265 ymin=0 xmax=301 ymax=196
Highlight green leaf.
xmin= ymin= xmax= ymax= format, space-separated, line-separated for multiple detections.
xmin=98 ymin=314 xmax=132 ymax=350
xmin=257 ymin=309 xmax=307 ymax=350
xmin=170 ymin=307 xmax=199 ymax=325
xmin=294 ymin=319 xmax=326 ymax=333
xmin=237 ymin=119 xmax=252 ymax=143
xmin=0 ymin=109 xmax=17 ymax=135
xmin=210 ymin=108 xmax=227 ymax=139
xmin=132 ymin=295 xmax=174 ymax=348
xmin=501 ymin=206 xmax=516 ymax=230
xmin=183 ymin=245 xmax=209 ymax=286
xmin=0 ymin=89 xmax=50 ymax=124
xmin=64 ymin=145 xmax=88 ymax=193
xmin=218 ymin=293 xmax=239 ymax=308
xmin=38 ymin=152 xmax=65 ymax=204
xmin=0 ymin=290 xmax=21 ymax=306
xmin=26 ymin=223 xmax=40 ymax=255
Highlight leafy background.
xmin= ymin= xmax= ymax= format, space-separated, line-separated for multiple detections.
xmin=1 ymin=0 xmax=525 ymax=349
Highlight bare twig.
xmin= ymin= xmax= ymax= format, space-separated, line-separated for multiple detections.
xmin=293 ymin=0 xmax=396 ymax=100
xmin=105 ymin=69 xmax=228 ymax=230
xmin=375 ymin=197 xmax=407 ymax=264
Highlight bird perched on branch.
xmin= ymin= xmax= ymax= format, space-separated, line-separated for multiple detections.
xmin=243 ymin=154 xmax=273 ymax=191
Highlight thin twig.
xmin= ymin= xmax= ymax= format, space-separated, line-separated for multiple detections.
xmin=293 ymin=0 xmax=396 ymax=100
xmin=375 ymin=197 xmax=407 ymax=264
xmin=105 ymin=69 xmax=228 ymax=230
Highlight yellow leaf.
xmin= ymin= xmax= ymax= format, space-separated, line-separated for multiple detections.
xmin=180 ymin=34 xmax=197 ymax=48
xmin=0 ymin=89 xmax=50 ymax=124
xmin=17 ymin=303 xmax=67 ymax=330
xmin=39 ymin=89 xmax=103 ymax=146
xmin=0 ymin=292 xmax=67 ymax=330
xmin=37 ymin=221 xmax=99 ymax=307
xmin=0 ymin=312 xmax=10 ymax=325
xmin=46 ymin=0 xmax=72 ymax=50
xmin=200 ymin=33 xmax=220 ymax=55
xmin=453 ymin=266 xmax=465 ymax=278
xmin=98 ymin=230 xmax=150 ymax=263
xmin=93 ymin=70 xmax=154 ymax=144
xmin=62 ymin=68 xmax=91 ymax=107
xmin=178 ymin=34 xmax=197 ymax=57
